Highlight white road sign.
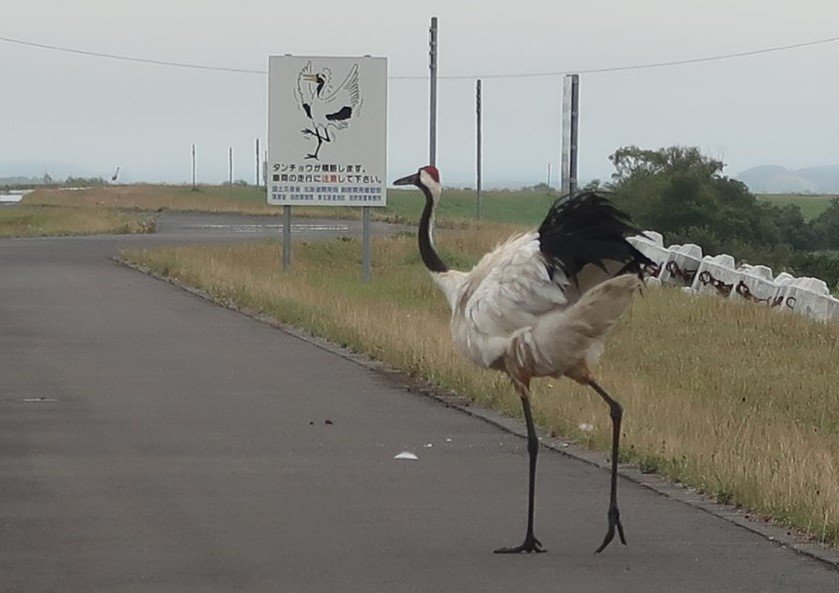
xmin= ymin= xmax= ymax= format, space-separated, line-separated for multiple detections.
xmin=267 ymin=55 xmax=387 ymax=207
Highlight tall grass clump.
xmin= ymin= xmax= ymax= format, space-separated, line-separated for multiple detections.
xmin=123 ymin=231 xmax=839 ymax=546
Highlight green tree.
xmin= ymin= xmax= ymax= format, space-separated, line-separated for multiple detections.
xmin=607 ymin=145 xmax=814 ymax=259
xmin=810 ymin=198 xmax=839 ymax=249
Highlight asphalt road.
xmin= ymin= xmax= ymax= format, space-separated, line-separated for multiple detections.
xmin=1 ymin=214 xmax=837 ymax=592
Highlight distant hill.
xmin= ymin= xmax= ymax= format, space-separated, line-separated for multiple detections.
xmin=735 ymin=164 xmax=839 ymax=194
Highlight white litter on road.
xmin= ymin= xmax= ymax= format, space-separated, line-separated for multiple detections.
xmin=393 ymin=451 xmax=419 ymax=460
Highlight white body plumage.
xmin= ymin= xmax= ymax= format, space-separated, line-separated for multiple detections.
xmin=431 ymin=232 xmax=640 ymax=383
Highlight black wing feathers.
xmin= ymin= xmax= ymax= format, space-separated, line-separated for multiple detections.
xmin=325 ymin=106 xmax=353 ymax=121
xmin=538 ymin=191 xmax=652 ymax=281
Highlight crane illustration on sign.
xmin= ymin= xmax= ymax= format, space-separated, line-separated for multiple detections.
xmin=295 ymin=60 xmax=361 ymax=160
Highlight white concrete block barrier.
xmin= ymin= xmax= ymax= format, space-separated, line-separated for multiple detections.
xmin=691 ymin=254 xmax=738 ymax=298
xmin=627 ymin=231 xmax=669 ymax=279
xmin=625 ymin=229 xmax=838 ymax=323
xmin=779 ymin=277 xmax=839 ymax=322
xmin=659 ymin=243 xmax=703 ymax=288
xmin=732 ymin=264 xmax=781 ymax=306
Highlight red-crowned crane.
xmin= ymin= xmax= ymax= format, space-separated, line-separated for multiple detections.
xmin=393 ymin=165 xmax=651 ymax=554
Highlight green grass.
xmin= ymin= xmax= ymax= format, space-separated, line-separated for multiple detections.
xmin=123 ymin=233 xmax=839 ymax=546
xmin=756 ymin=193 xmax=838 ymax=221
xmin=385 ymin=188 xmax=558 ymax=226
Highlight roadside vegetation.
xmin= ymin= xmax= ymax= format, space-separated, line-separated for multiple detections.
xmin=22 ymin=185 xmax=279 ymax=216
xmin=0 ymin=205 xmax=155 ymax=238
xmin=15 ymin=158 xmax=839 ymax=275
xmin=598 ymin=146 xmax=839 ymax=291
xmin=123 ymin=231 xmax=839 ymax=547
xmin=21 ymin=184 xmax=556 ymax=226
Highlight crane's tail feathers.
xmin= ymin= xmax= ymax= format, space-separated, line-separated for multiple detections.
xmin=505 ymin=274 xmax=642 ymax=379
xmin=538 ymin=191 xmax=652 ymax=282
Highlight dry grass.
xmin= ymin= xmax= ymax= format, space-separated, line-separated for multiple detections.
xmin=123 ymin=230 xmax=839 ymax=545
xmin=22 ymin=185 xmax=366 ymax=220
xmin=23 ymin=186 xmax=280 ymax=215
xmin=0 ymin=205 xmax=156 ymax=238
xmin=21 ymin=185 xmax=560 ymax=227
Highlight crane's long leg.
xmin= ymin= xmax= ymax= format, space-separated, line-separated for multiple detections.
xmin=304 ymin=126 xmax=331 ymax=160
xmin=588 ymin=379 xmax=628 ymax=553
xmin=495 ymin=381 xmax=545 ymax=554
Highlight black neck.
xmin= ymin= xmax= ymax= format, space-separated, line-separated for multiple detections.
xmin=418 ymin=184 xmax=449 ymax=273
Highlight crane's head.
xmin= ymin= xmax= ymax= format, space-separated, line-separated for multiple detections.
xmin=393 ymin=165 xmax=441 ymax=200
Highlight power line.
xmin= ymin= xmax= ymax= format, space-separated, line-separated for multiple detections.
xmin=0 ymin=35 xmax=265 ymax=74
xmin=2 ymin=32 xmax=838 ymax=80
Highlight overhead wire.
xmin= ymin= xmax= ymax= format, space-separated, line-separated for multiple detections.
xmin=1 ymin=33 xmax=838 ymax=79
xmin=0 ymin=35 xmax=265 ymax=74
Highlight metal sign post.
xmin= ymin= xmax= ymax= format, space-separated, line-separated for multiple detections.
xmin=362 ymin=207 xmax=371 ymax=282
xmin=283 ymin=205 xmax=291 ymax=270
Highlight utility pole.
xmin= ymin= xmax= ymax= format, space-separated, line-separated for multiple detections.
xmin=191 ymin=144 xmax=196 ymax=189
xmin=228 ymin=147 xmax=233 ymax=186
xmin=476 ymin=78 xmax=482 ymax=220
xmin=569 ymin=74 xmax=579 ymax=194
xmin=428 ymin=16 xmax=438 ymax=166
xmin=561 ymin=74 xmax=580 ymax=194
xmin=255 ymin=138 xmax=260 ymax=187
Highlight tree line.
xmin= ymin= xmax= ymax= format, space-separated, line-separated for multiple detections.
xmin=588 ymin=146 xmax=839 ymax=290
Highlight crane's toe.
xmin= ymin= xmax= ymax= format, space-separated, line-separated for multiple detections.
xmin=594 ymin=506 xmax=627 ymax=553
xmin=494 ymin=534 xmax=546 ymax=554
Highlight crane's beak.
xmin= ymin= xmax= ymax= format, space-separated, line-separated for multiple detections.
xmin=392 ymin=172 xmax=419 ymax=187
xmin=302 ymin=74 xmax=319 ymax=82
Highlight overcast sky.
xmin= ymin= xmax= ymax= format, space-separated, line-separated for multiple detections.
xmin=2 ymin=1 xmax=838 ymax=187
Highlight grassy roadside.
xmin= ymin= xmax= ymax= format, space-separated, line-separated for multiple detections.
xmin=22 ymin=185 xmax=279 ymax=216
xmin=0 ymin=205 xmax=156 ymax=238
xmin=18 ymin=183 xmax=838 ymax=230
xmin=21 ymin=185 xmax=561 ymax=226
xmin=123 ymin=231 xmax=839 ymax=546
xmin=6 ymin=183 xmax=551 ymax=239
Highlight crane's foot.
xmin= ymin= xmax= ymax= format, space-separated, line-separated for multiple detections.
xmin=494 ymin=534 xmax=546 ymax=554
xmin=304 ymin=153 xmax=319 ymax=160
xmin=594 ymin=506 xmax=627 ymax=553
